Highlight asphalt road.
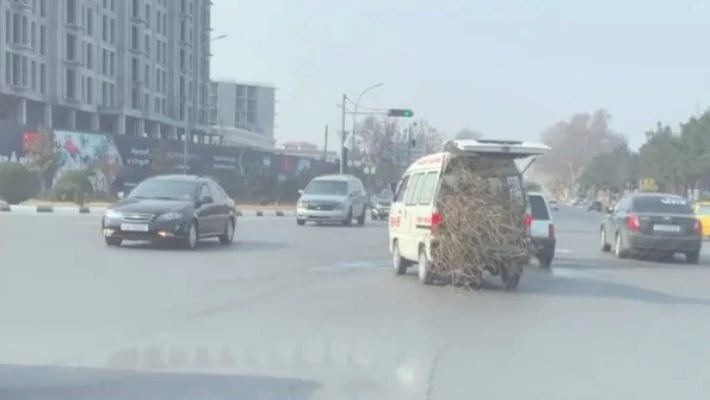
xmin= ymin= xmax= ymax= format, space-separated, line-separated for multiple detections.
xmin=2 ymin=208 xmax=710 ymax=399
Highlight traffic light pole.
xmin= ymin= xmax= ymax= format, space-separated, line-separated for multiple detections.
xmin=339 ymin=93 xmax=347 ymax=174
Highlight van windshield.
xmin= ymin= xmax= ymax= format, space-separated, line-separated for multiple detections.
xmin=304 ymin=180 xmax=348 ymax=196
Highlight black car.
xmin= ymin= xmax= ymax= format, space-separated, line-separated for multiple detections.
xmin=588 ymin=200 xmax=602 ymax=212
xmin=102 ymin=175 xmax=236 ymax=249
xmin=600 ymin=193 xmax=701 ymax=263
xmin=370 ymin=197 xmax=391 ymax=220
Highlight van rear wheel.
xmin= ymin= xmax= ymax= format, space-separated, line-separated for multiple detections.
xmin=392 ymin=241 xmax=408 ymax=275
xmin=501 ymin=264 xmax=522 ymax=290
xmin=418 ymin=249 xmax=434 ymax=285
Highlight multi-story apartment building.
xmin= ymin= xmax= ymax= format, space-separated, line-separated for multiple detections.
xmin=209 ymin=80 xmax=276 ymax=150
xmin=0 ymin=0 xmax=214 ymax=143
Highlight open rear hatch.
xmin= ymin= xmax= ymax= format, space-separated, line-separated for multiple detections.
xmin=442 ymin=139 xmax=550 ymax=174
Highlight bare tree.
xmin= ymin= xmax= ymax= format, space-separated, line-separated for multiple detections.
xmin=537 ymin=109 xmax=625 ymax=186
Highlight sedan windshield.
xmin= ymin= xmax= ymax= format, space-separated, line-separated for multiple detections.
xmin=304 ymin=180 xmax=348 ymax=195
xmin=129 ymin=180 xmax=197 ymax=200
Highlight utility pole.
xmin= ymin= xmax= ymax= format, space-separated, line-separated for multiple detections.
xmin=339 ymin=93 xmax=347 ymax=174
xmin=323 ymin=125 xmax=328 ymax=160
xmin=406 ymin=125 xmax=412 ymax=166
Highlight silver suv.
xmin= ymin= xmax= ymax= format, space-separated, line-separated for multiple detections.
xmin=296 ymin=174 xmax=368 ymax=226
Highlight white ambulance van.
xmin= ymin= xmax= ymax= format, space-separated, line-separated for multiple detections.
xmin=388 ymin=139 xmax=550 ymax=288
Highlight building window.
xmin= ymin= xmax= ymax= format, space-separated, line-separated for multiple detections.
xmin=86 ymin=9 xmax=93 ymax=35
xmin=4 ymin=52 xmax=11 ymax=84
xmin=30 ymin=21 xmax=35 ymax=49
xmin=39 ymin=63 xmax=46 ymax=93
xmin=66 ymin=33 xmax=76 ymax=61
xmin=66 ymin=0 xmax=76 ymax=24
xmin=40 ymin=0 xmax=46 ymax=18
xmin=31 ymin=60 xmax=36 ymax=90
xmin=12 ymin=13 xmax=20 ymax=44
xmin=39 ymin=25 xmax=45 ymax=55
xmin=86 ymin=76 xmax=93 ymax=104
xmin=66 ymin=68 xmax=76 ymax=99
xmin=12 ymin=53 xmax=22 ymax=86
xmin=131 ymin=25 xmax=139 ymax=50
xmin=85 ymin=43 xmax=93 ymax=69
xmin=102 ymin=15 xmax=107 ymax=41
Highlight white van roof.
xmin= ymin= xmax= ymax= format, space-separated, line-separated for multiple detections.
xmin=406 ymin=139 xmax=551 ymax=173
xmin=442 ymin=139 xmax=551 ymax=156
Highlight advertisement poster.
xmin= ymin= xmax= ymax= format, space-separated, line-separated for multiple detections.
xmin=53 ymin=130 xmax=124 ymax=192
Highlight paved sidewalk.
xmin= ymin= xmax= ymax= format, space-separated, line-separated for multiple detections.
xmin=0 ymin=204 xmax=295 ymax=216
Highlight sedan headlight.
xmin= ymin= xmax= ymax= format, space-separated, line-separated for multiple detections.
xmin=157 ymin=212 xmax=183 ymax=220
xmin=297 ymin=201 xmax=307 ymax=208
xmin=104 ymin=209 xmax=122 ymax=219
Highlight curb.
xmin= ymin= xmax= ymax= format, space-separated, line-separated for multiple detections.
xmin=0 ymin=205 xmax=294 ymax=217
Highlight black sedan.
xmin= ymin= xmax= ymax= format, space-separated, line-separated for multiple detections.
xmin=600 ymin=193 xmax=702 ymax=263
xmin=102 ymin=175 xmax=236 ymax=249
xmin=588 ymin=200 xmax=602 ymax=212
xmin=370 ymin=197 xmax=391 ymax=220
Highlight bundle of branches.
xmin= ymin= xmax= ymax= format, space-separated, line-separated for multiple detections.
xmin=432 ymin=156 xmax=527 ymax=288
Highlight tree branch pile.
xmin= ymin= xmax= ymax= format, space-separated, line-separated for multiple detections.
xmin=432 ymin=156 xmax=527 ymax=288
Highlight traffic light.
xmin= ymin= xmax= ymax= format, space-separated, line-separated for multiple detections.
xmin=387 ymin=109 xmax=414 ymax=118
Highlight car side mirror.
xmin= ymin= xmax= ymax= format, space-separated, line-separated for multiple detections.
xmin=298 ymin=189 xmax=304 ymax=195
xmin=117 ymin=191 xmax=124 ymax=199
xmin=199 ymin=196 xmax=213 ymax=205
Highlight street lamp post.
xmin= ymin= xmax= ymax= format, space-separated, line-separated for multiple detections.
xmin=339 ymin=82 xmax=384 ymax=174
xmin=363 ymin=164 xmax=377 ymax=194
xmin=183 ymin=34 xmax=228 ymax=173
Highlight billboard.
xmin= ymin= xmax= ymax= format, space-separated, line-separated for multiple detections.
xmin=0 ymin=124 xmax=337 ymax=194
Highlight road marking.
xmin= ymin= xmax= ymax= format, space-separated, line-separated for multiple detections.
xmin=551 ymin=267 xmax=602 ymax=280
xmin=555 ymin=249 xmax=572 ymax=254
xmin=310 ymin=261 xmax=390 ymax=272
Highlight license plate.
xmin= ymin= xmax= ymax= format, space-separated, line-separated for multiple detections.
xmin=120 ymin=223 xmax=149 ymax=232
xmin=653 ymin=224 xmax=681 ymax=232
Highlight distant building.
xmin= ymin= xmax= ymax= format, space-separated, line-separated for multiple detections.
xmin=209 ymin=80 xmax=275 ymax=150
xmin=0 ymin=0 xmax=215 ymax=142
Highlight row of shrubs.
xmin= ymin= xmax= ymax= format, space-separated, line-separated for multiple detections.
xmin=0 ymin=162 xmax=101 ymax=205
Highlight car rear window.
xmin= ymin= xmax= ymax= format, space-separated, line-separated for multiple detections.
xmin=697 ymin=205 xmax=710 ymax=215
xmin=632 ymin=196 xmax=692 ymax=214
xmin=529 ymin=195 xmax=550 ymax=220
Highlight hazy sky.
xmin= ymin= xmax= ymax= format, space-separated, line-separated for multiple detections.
xmin=210 ymin=0 xmax=710 ymax=150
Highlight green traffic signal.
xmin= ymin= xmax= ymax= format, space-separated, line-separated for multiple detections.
xmin=387 ymin=109 xmax=414 ymax=118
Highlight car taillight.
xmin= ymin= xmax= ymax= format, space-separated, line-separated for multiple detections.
xmin=524 ymin=214 xmax=532 ymax=227
xmin=694 ymin=219 xmax=702 ymax=235
xmin=627 ymin=214 xmax=640 ymax=231
xmin=431 ymin=211 xmax=443 ymax=233
xmin=548 ymin=224 xmax=555 ymax=239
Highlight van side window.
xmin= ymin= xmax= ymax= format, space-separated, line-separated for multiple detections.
xmin=417 ymin=172 xmax=439 ymax=205
xmin=404 ymin=173 xmax=425 ymax=205
xmin=393 ymin=176 xmax=410 ymax=203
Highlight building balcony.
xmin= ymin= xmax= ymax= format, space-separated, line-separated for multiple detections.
xmin=9 ymin=0 xmax=32 ymax=11
xmin=6 ymin=41 xmax=32 ymax=52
